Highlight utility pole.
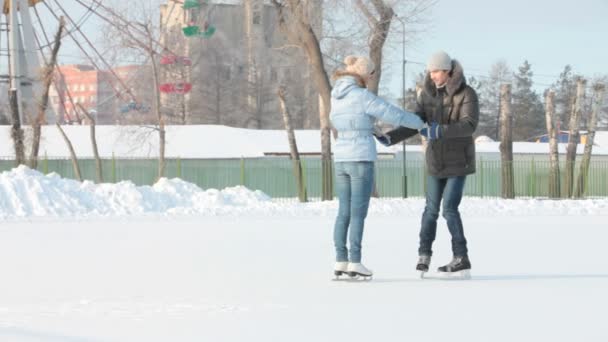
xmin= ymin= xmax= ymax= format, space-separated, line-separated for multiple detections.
xmin=395 ymin=14 xmax=407 ymax=198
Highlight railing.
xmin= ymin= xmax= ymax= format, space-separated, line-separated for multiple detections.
xmin=1 ymin=157 xmax=607 ymax=199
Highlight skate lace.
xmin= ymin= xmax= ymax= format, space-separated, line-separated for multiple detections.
xmin=448 ymin=257 xmax=463 ymax=267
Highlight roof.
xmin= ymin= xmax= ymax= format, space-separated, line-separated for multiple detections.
xmin=1 ymin=125 xmax=607 ymax=159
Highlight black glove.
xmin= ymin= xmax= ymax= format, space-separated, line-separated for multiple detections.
xmin=373 ymin=131 xmax=391 ymax=146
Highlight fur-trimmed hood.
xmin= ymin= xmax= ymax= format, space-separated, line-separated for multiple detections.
xmin=331 ymin=74 xmax=366 ymax=99
xmin=423 ymin=59 xmax=467 ymax=97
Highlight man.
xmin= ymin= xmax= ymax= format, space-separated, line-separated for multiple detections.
xmin=384 ymin=51 xmax=479 ymax=276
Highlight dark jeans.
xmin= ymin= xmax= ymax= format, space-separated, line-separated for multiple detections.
xmin=333 ymin=162 xmax=374 ymax=263
xmin=419 ymin=175 xmax=468 ymax=257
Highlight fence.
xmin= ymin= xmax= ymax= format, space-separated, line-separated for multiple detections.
xmin=1 ymin=157 xmax=607 ymax=199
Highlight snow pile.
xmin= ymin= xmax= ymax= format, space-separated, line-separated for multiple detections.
xmin=0 ymin=166 xmax=273 ymax=218
xmin=0 ymin=166 xmax=606 ymax=219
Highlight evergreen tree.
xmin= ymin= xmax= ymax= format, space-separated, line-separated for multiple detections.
xmin=511 ymin=60 xmax=545 ymax=141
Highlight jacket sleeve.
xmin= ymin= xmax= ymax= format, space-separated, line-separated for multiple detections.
xmin=364 ymin=91 xmax=425 ymax=131
xmin=441 ymin=87 xmax=479 ymax=138
xmin=383 ymin=94 xmax=427 ymax=145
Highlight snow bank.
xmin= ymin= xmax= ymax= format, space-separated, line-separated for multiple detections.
xmin=0 ymin=166 xmax=606 ymax=219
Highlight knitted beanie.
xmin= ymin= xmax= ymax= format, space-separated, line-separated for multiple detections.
xmin=426 ymin=51 xmax=452 ymax=71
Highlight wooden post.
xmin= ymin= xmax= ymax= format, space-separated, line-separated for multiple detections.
xmin=544 ymin=89 xmax=560 ymax=198
xmin=564 ymin=78 xmax=586 ymax=198
xmin=499 ymin=84 xmax=514 ymax=199
xmin=9 ymin=89 xmax=25 ymax=166
xmin=278 ymin=86 xmax=307 ymax=202
xmin=574 ymin=83 xmax=605 ymax=198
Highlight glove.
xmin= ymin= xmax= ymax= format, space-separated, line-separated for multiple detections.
xmin=373 ymin=131 xmax=391 ymax=146
xmin=419 ymin=122 xmax=443 ymax=140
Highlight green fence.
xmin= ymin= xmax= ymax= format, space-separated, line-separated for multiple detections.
xmin=1 ymin=157 xmax=607 ymax=199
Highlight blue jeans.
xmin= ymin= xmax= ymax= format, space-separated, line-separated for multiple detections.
xmin=419 ymin=175 xmax=468 ymax=257
xmin=333 ymin=162 xmax=374 ymax=263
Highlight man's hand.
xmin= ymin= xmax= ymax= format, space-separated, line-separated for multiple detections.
xmin=419 ymin=122 xmax=443 ymax=140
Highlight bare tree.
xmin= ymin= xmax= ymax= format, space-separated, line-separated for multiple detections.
xmin=499 ymin=84 xmax=514 ymax=199
xmin=29 ymin=18 xmax=65 ymax=169
xmin=278 ymin=85 xmax=307 ymax=202
xmin=355 ymin=0 xmax=393 ymax=95
xmin=100 ymin=1 xmax=167 ymax=179
xmin=544 ymin=89 xmax=560 ymax=198
xmin=78 ymin=104 xmax=103 ymax=183
xmin=56 ymin=124 xmax=82 ymax=181
xmin=564 ymin=78 xmax=586 ymax=198
xmin=272 ymin=0 xmax=333 ymax=200
xmin=9 ymin=90 xmax=25 ymax=166
xmin=574 ymin=83 xmax=605 ymax=198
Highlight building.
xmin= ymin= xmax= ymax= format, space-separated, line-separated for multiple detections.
xmin=159 ymin=0 xmax=321 ymax=129
xmin=52 ymin=65 xmax=155 ymax=124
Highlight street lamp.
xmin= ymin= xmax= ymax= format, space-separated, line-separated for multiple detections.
xmin=394 ymin=14 xmax=407 ymax=198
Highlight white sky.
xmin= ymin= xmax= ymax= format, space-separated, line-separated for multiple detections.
xmin=383 ymin=0 xmax=608 ymax=95
xmin=1 ymin=0 xmax=606 ymax=98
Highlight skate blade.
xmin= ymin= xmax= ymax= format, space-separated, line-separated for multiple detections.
xmin=349 ymin=272 xmax=372 ymax=281
xmin=333 ymin=273 xmax=372 ymax=281
xmin=423 ymin=270 xmax=471 ymax=280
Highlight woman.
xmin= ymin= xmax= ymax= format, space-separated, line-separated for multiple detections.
xmin=330 ymin=55 xmax=424 ymax=279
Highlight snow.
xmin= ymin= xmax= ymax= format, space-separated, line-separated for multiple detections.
xmin=1 ymin=166 xmax=607 ymax=219
xmin=1 ymin=167 xmax=607 ymax=341
xmin=2 ymin=125 xmax=608 ymax=159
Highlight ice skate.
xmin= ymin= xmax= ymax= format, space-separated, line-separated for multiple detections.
xmin=436 ymin=256 xmax=471 ymax=280
xmin=416 ymin=255 xmax=431 ymax=278
xmin=347 ymin=262 xmax=373 ymax=280
xmin=333 ymin=261 xmax=349 ymax=280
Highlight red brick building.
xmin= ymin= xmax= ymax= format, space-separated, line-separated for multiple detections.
xmin=52 ymin=64 xmax=154 ymax=124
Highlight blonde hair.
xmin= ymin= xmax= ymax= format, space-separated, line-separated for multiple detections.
xmin=332 ymin=55 xmax=375 ymax=87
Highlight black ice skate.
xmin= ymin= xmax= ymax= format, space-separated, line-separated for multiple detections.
xmin=416 ymin=255 xmax=431 ymax=278
xmin=436 ymin=256 xmax=471 ymax=280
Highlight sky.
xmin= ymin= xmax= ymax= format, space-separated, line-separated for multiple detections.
xmin=2 ymin=0 xmax=606 ymax=97
xmin=383 ymin=0 xmax=608 ymax=94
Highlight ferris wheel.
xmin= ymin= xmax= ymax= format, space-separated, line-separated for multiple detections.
xmin=0 ymin=0 xmax=219 ymax=124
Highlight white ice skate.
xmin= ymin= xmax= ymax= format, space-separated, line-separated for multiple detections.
xmin=333 ymin=262 xmax=349 ymax=280
xmin=347 ymin=263 xmax=373 ymax=280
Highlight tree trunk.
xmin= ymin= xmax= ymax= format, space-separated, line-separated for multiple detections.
xmin=29 ymin=18 xmax=65 ymax=169
xmin=78 ymin=104 xmax=103 ymax=183
xmin=564 ymin=78 xmax=586 ymax=198
xmin=355 ymin=0 xmax=394 ymax=95
xmin=574 ymin=83 xmax=604 ymax=198
xmin=56 ymin=123 xmax=82 ymax=181
xmin=319 ymin=94 xmax=333 ymax=200
xmin=147 ymin=26 xmax=166 ymax=180
xmin=272 ymin=0 xmax=333 ymax=200
xmin=499 ymin=84 xmax=514 ymax=199
xmin=544 ymin=89 xmax=560 ymax=198
xmin=278 ymin=86 xmax=307 ymax=202
xmin=9 ymin=89 xmax=26 ymax=166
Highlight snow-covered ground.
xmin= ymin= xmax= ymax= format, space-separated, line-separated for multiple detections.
xmin=2 ymin=125 xmax=608 ymax=159
xmin=1 ymin=167 xmax=607 ymax=341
